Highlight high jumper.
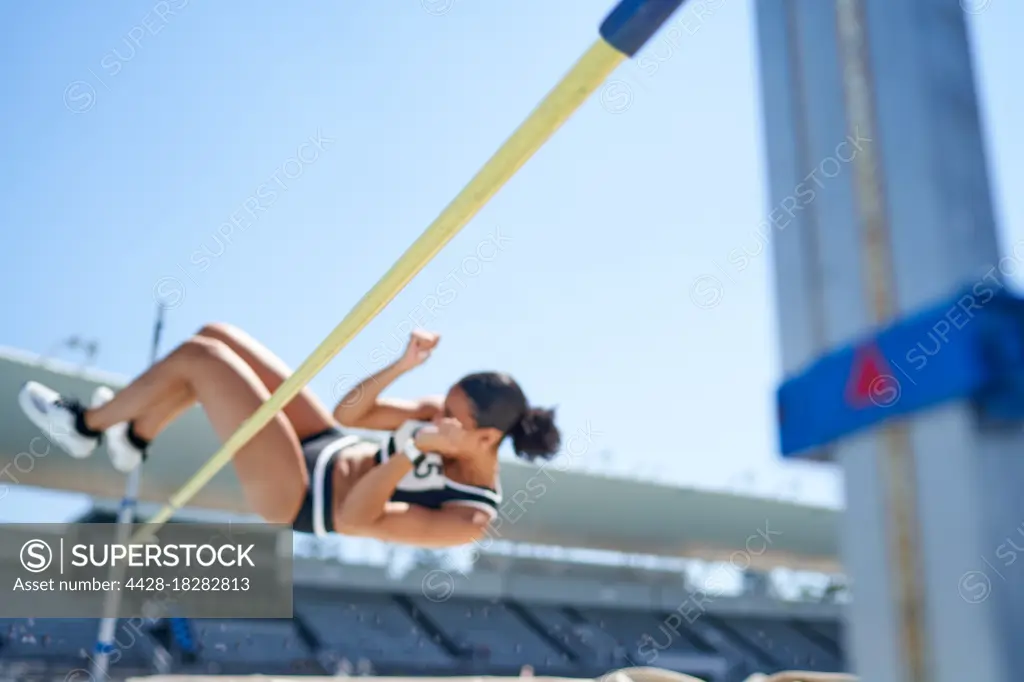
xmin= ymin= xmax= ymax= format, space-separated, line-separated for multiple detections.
xmin=19 ymin=326 xmax=559 ymax=548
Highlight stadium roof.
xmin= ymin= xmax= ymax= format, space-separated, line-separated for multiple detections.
xmin=0 ymin=348 xmax=842 ymax=572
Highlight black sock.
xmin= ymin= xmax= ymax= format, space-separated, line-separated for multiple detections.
xmin=72 ymin=406 xmax=102 ymax=439
xmin=126 ymin=422 xmax=151 ymax=454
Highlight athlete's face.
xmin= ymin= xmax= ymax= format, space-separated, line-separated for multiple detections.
xmin=440 ymin=385 xmax=477 ymax=429
xmin=440 ymin=385 xmax=503 ymax=454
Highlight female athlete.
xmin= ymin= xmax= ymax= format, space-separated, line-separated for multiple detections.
xmin=18 ymin=324 xmax=561 ymax=547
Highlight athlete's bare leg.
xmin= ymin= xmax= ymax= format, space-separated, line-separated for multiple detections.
xmin=85 ymin=337 xmax=307 ymax=523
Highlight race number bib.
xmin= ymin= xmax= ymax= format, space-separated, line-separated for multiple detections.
xmin=396 ymin=452 xmax=446 ymax=491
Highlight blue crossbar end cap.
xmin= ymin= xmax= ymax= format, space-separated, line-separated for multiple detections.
xmin=600 ymin=0 xmax=687 ymax=57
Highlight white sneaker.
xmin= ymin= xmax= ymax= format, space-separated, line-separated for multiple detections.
xmin=89 ymin=385 xmax=145 ymax=473
xmin=105 ymin=420 xmax=145 ymax=473
xmin=91 ymin=385 xmax=114 ymax=409
xmin=18 ymin=381 xmax=100 ymax=459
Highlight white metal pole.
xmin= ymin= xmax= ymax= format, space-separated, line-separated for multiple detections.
xmin=90 ymin=303 xmax=165 ymax=682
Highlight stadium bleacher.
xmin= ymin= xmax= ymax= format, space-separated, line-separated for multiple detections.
xmin=522 ymin=603 xmax=617 ymax=664
xmin=700 ymin=615 xmax=841 ymax=673
xmin=406 ymin=595 xmax=569 ymax=668
xmin=295 ymin=588 xmax=452 ymax=669
xmin=185 ymin=619 xmax=318 ymax=674
xmin=0 ymin=589 xmax=846 ymax=682
xmin=576 ymin=605 xmax=716 ymax=655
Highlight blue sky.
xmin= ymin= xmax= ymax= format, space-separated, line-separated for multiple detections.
xmin=0 ymin=0 xmax=1021 ymax=526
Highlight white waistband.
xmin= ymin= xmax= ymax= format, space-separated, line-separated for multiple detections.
xmin=311 ymin=435 xmax=360 ymax=537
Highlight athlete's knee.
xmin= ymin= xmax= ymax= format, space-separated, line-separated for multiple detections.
xmin=196 ymin=322 xmax=242 ymax=343
xmin=177 ymin=336 xmax=233 ymax=364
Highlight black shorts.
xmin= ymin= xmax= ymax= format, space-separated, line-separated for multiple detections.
xmin=291 ymin=428 xmax=360 ymax=536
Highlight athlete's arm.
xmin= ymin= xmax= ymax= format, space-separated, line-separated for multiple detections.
xmin=333 ymin=360 xmax=443 ymax=430
xmin=334 ymin=330 xmax=443 ymax=430
xmin=335 ymin=426 xmax=488 ymax=547
xmin=352 ymin=504 xmax=489 ymax=548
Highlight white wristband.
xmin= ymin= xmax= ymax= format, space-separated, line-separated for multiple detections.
xmin=393 ymin=420 xmax=427 ymax=464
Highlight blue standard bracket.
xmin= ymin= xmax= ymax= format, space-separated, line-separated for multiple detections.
xmin=778 ymin=285 xmax=1024 ymax=458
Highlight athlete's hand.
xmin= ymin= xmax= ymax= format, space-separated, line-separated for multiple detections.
xmin=415 ymin=418 xmax=470 ymax=456
xmin=435 ymin=417 xmax=468 ymax=449
xmin=397 ymin=330 xmax=439 ymax=371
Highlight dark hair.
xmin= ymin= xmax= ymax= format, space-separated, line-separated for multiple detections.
xmin=456 ymin=372 xmax=561 ymax=462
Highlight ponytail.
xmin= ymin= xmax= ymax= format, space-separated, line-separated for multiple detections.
xmin=508 ymin=407 xmax=561 ymax=462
